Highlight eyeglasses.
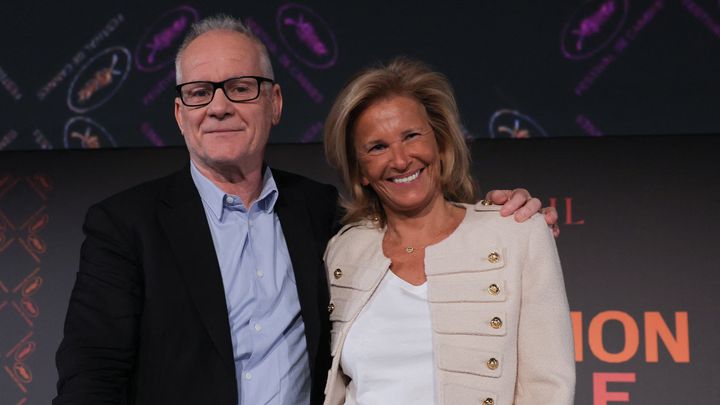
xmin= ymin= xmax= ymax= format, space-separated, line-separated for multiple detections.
xmin=175 ymin=76 xmax=275 ymax=107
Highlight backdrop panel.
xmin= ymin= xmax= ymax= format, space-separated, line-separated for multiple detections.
xmin=0 ymin=135 xmax=718 ymax=404
xmin=1 ymin=0 xmax=720 ymax=150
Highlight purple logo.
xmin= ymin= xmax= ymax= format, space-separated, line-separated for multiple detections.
xmin=67 ymin=46 xmax=131 ymax=113
xmin=134 ymin=5 xmax=198 ymax=72
xmin=489 ymin=110 xmax=548 ymax=139
xmin=561 ymin=0 xmax=629 ymax=60
xmin=63 ymin=117 xmax=117 ymax=149
xmin=276 ymin=3 xmax=338 ymax=69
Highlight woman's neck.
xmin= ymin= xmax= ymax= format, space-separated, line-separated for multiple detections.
xmin=384 ymin=198 xmax=465 ymax=248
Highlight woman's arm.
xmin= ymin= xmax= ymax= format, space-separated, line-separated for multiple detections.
xmin=515 ymin=215 xmax=576 ymax=404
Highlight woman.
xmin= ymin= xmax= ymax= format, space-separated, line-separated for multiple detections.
xmin=322 ymin=58 xmax=575 ymax=405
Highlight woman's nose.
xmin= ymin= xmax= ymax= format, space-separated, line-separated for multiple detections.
xmin=388 ymin=143 xmax=411 ymax=170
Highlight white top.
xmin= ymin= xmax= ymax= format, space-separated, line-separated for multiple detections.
xmin=341 ymin=270 xmax=435 ymax=405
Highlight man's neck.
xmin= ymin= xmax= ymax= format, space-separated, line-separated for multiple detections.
xmin=192 ymin=159 xmax=265 ymax=208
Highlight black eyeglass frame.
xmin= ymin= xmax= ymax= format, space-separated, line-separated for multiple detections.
xmin=175 ymin=76 xmax=275 ymax=107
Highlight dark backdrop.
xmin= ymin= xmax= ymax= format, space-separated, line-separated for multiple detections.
xmin=2 ymin=0 xmax=720 ymax=150
xmin=1 ymin=136 xmax=719 ymax=404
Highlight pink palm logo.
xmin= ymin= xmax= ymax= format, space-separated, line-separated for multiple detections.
xmin=134 ymin=6 xmax=198 ymax=72
xmin=561 ymin=0 xmax=629 ymax=60
xmin=284 ymin=14 xmax=328 ymax=56
xmin=276 ymin=3 xmax=338 ymax=69
xmin=572 ymin=0 xmax=616 ymax=51
xmin=146 ymin=16 xmax=189 ymax=65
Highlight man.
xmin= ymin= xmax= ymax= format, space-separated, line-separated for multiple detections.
xmin=54 ymin=15 xmax=555 ymax=405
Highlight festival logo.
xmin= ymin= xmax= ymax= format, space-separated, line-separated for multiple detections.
xmin=488 ymin=109 xmax=549 ymax=138
xmin=134 ymin=6 xmax=198 ymax=72
xmin=561 ymin=0 xmax=629 ymax=60
xmin=67 ymin=46 xmax=131 ymax=113
xmin=63 ymin=117 xmax=117 ymax=149
xmin=276 ymin=3 xmax=338 ymax=69
xmin=0 ymin=175 xmax=50 ymax=401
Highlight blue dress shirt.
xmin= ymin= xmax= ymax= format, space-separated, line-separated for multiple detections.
xmin=191 ymin=163 xmax=310 ymax=405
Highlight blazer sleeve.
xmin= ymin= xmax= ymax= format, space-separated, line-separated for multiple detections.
xmin=514 ymin=215 xmax=576 ymax=405
xmin=54 ymin=203 xmax=142 ymax=404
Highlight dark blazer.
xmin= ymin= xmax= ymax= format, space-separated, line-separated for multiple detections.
xmin=54 ymin=167 xmax=339 ymax=405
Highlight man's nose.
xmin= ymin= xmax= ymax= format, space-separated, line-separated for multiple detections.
xmin=206 ymin=88 xmax=234 ymax=118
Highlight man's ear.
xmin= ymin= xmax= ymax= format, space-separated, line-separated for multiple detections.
xmin=174 ymin=97 xmax=185 ymax=136
xmin=271 ymin=84 xmax=283 ymax=125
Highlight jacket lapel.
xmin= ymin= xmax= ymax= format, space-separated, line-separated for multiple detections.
xmin=157 ymin=169 xmax=235 ymax=375
xmin=274 ymin=173 xmax=323 ymax=373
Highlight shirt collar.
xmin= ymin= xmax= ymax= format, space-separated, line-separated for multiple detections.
xmin=256 ymin=167 xmax=279 ymax=213
xmin=190 ymin=162 xmax=279 ymax=220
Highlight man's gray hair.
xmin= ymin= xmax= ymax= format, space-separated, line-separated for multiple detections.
xmin=175 ymin=14 xmax=275 ymax=83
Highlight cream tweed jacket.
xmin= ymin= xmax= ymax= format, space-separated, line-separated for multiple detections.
xmin=322 ymin=202 xmax=575 ymax=405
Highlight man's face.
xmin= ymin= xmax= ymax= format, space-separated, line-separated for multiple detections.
xmin=174 ymin=30 xmax=282 ymax=174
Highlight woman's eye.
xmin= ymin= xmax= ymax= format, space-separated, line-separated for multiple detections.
xmin=405 ymin=132 xmax=420 ymax=140
xmin=368 ymin=144 xmax=386 ymax=153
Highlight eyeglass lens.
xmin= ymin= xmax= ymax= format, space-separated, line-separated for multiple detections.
xmin=180 ymin=77 xmax=261 ymax=106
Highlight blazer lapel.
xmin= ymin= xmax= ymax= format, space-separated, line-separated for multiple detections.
xmin=274 ymin=176 xmax=323 ymax=372
xmin=157 ymin=169 xmax=235 ymax=375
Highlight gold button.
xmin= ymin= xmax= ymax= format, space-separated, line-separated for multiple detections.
xmin=488 ymin=283 xmax=500 ymax=295
xmin=490 ymin=317 xmax=503 ymax=329
xmin=480 ymin=199 xmax=492 ymax=206
xmin=328 ymin=303 xmax=335 ymax=314
xmin=487 ymin=357 xmax=499 ymax=370
xmin=488 ymin=251 xmax=500 ymax=263
xmin=333 ymin=268 xmax=343 ymax=279
xmin=483 ymin=398 xmax=494 ymax=405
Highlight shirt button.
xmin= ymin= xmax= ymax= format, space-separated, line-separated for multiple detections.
xmin=256 ymin=270 xmax=264 ymax=278
xmin=225 ymin=196 xmax=234 ymax=204
xmin=244 ymin=372 xmax=252 ymax=380
xmin=254 ymin=323 xmax=262 ymax=332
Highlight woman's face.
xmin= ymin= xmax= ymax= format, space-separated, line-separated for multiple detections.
xmin=353 ymin=95 xmax=443 ymax=217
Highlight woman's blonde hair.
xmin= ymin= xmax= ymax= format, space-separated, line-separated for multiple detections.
xmin=324 ymin=57 xmax=477 ymax=226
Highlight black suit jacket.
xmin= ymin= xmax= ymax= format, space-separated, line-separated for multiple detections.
xmin=54 ymin=167 xmax=339 ymax=404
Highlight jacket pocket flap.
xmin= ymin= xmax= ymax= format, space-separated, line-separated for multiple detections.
xmin=437 ymin=346 xmax=503 ymax=378
xmin=442 ymin=383 xmax=498 ymax=405
xmin=432 ymin=307 xmax=507 ymax=336
xmin=428 ymin=276 xmax=507 ymax=303
xmin=425 ymin=247 xmax=505 ymax=275
xmin=329 ymin=264 xmax=384 ymax=291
